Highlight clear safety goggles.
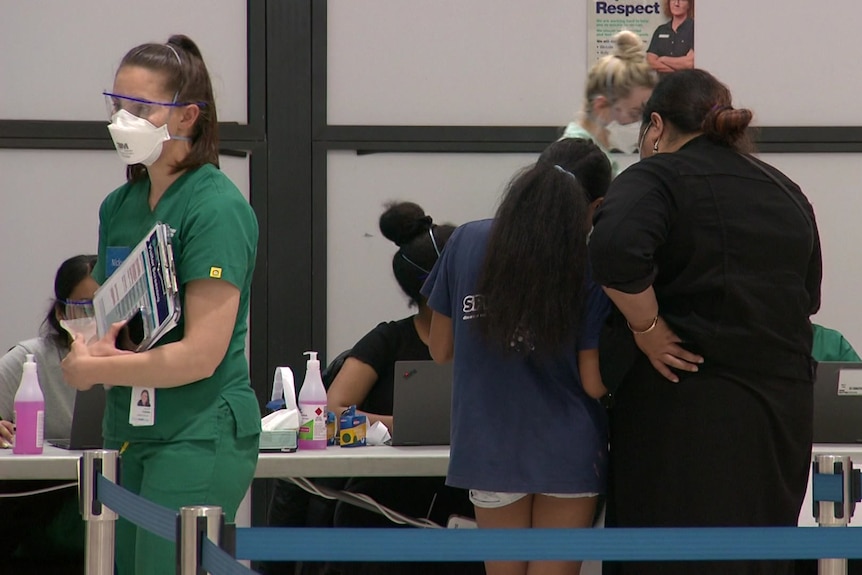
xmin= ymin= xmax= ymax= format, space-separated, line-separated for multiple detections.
xmin=61 ymin=299 xmax=95 ymax=320
xmin=103 ymin=91 xmax=197 ymax=121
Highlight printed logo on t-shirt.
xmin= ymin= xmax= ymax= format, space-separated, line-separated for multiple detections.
xmin=209 ymin=266 xmax=223 ymax=279
xmin=462 ymin=294 xmax=486 ymax=320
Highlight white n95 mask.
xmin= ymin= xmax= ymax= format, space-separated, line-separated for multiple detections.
xmin=606 ymin=121 xmax=643 ymax=154
xmin=107 ymin=110 xmax=172 ymax=166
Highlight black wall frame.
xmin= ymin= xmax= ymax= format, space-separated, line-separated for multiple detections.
xmin=4 ymin=0 xmax=862 ymax=534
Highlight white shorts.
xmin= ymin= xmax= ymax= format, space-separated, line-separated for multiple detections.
xmin=469 ymin=489 xmax=599 ymax=509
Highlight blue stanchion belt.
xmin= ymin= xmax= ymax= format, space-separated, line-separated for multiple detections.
xmin=91 ymin=470 xmax=862 ymax=572
xmin=97 ymin=474 xmax=176 ymax=541
xmin=97 ymin=475 xmax=256 ymax=575
xmin=201 ymin=538 xmax=257 ymax=575
xmin=236 ymin=526 xmax=862 ymax=562
xmin=813 ymin=472 xmax=844 ymax=503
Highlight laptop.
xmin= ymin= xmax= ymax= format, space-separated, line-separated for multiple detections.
xmin=390 ymin=360 xmax=453 ymax=446
xmin=813 ymin=362 xmax=862 ymax=444
xmin=48 ymin=386 xmax=106 ymax=450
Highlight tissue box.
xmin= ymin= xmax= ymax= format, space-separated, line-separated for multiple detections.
xmin=259 ymin=429 xmax=297 ymax=452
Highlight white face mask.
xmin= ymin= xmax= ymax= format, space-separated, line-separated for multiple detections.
xmin=107 ymin=110 xmax=172 ymax=166
xmin=59 ymin=317 xmax=98 ymax=345
xmin=606 ymin=121 xmax=642 ymax=154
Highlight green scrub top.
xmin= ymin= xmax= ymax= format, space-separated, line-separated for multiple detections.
xmin=94 ymin=164 xmax=260 ymax=443
xmin=812 ymin=324 xmax=862 ymax=363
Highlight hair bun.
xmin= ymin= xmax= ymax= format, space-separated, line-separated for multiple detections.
xmin=379 ymin=201 xmax=433 ymax=246
xmin=166 ymin=34 xmax=203 ymax=60
xmin=612 ymin=30 xmax=646 ymax=64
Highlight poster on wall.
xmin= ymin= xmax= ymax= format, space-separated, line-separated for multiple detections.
xmin=588 ymin=0 xmax=695 ymax=73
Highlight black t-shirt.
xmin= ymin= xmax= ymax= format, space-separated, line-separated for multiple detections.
xmin=348 ymin=316 xmax=430 ymax=416
xmin=647 ymin=18 xmax=694 ymax=58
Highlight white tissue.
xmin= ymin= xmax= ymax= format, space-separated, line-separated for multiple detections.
xmin=262 ymin=366 xmax=299 ymax=431
xmin=262 ymin=408 xmax=300 ymax=431
xmin=366 ymin=421 xmax=391 ymax=445
xmin=273 ymin=367 xmax=298 ymax=410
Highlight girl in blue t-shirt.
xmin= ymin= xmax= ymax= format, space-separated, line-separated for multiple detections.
xmin=422 ymin=138 xmax=613 ymax=575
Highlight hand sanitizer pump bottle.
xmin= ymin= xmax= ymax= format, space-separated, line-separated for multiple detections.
xmin=297 ymin=351 xmax=328 ymax=450
xmin=13 ymin=354 xmax=45 ymax=455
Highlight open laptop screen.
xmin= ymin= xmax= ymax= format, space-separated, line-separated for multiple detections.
xmin=813 ymin=362 xmax=862 ymax=444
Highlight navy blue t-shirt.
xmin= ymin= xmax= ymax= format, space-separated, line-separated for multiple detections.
xmin=422 ymin=219 xmax=610 ymax=493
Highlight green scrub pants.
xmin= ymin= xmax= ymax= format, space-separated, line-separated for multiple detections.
xmin=106 ymin=400 xmax=259 ymax=575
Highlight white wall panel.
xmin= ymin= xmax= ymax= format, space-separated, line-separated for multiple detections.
xmin=0 ymin=150 xmax=250 ymax=352
xmin=0 ymin=0 xmax=247 ymax=123
xmin=328 ymin=0 xmax=861 ymax=127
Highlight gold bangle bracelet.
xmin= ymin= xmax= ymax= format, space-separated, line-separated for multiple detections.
xmin=627 ymin=315 xmax=659 ymax=335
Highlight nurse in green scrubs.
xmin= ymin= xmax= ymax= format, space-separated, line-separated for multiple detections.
xmin=61 ymin=34 xmax=260 ymax=575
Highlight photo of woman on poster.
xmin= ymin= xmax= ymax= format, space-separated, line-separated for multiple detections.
xmin=647 ymin=0 xmax=694 ymax=74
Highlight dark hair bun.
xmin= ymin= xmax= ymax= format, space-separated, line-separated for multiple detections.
xmin=379 ymin=201 xmax=433 ymax=246
xmin=702 ymin=106 xmax=753 ymax=147
xmin=166 ymin=34 xmax=204 ymax=60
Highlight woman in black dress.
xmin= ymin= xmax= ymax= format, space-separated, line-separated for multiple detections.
xmin=590 ymin=69 xmax=821 ymax=575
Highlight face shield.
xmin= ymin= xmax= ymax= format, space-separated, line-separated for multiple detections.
xmin=59 ymin=299 xmax=97 ymax=344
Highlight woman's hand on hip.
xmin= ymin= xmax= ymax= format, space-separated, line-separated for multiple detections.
xmin=634 ymin=317 xmax=703 ymax=383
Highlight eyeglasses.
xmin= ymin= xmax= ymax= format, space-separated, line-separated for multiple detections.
xmin=103 ymin=91 xmax=205 ymax=120
xmin=61 ymin=299 xmax=95 ymax=320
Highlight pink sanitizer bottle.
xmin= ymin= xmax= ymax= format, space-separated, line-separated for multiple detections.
xmin=13 ymin=354 xmax=45 ymax=455
xmin=297 ymin=351 xmax=328 ymax=450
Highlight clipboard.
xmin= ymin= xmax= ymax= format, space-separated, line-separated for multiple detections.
xmin=93 ymin=222 xmax=181 ymax=352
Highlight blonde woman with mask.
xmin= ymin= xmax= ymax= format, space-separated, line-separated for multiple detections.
xmin=562 ymin=30 xmax=658 ymax=174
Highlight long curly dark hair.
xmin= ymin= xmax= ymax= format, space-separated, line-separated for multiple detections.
xmin=476 ymin=157 xmax=592 ymax=355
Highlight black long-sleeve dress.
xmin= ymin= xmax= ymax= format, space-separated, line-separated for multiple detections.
xmin=590 ymin=136 xmax=822 ymax=575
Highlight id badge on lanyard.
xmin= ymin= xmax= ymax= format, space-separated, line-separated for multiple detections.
xmin=129 ymin=386 xmax=155 ymax=426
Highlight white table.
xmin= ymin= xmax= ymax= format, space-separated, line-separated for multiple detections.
xmin=3 ymin=443 xmax=859 ymax=528
xmin=0 ymin=445 xmax=81 ymax=480
xmin=0 ymin=444 xmax=450 ymax=480
xmin=256 ymin=445 xmax=449 ymax=478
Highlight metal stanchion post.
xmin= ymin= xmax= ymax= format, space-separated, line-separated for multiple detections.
xmin=814 ymin=454 xmax=854 ymax=575
xmin=178 ymin=505 xmax=223 ymax=575
xmin=80 ymin=450 xmax=118 ymax=575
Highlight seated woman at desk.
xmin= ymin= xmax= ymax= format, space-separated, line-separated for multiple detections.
xmin=328 ymin=201 xmax=477 ymax=574
xmin=0 ymin=253 xmax=98 ymax=569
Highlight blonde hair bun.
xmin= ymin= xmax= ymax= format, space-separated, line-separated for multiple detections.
xmin=612 ymin=30 xmax=646 ymax=63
